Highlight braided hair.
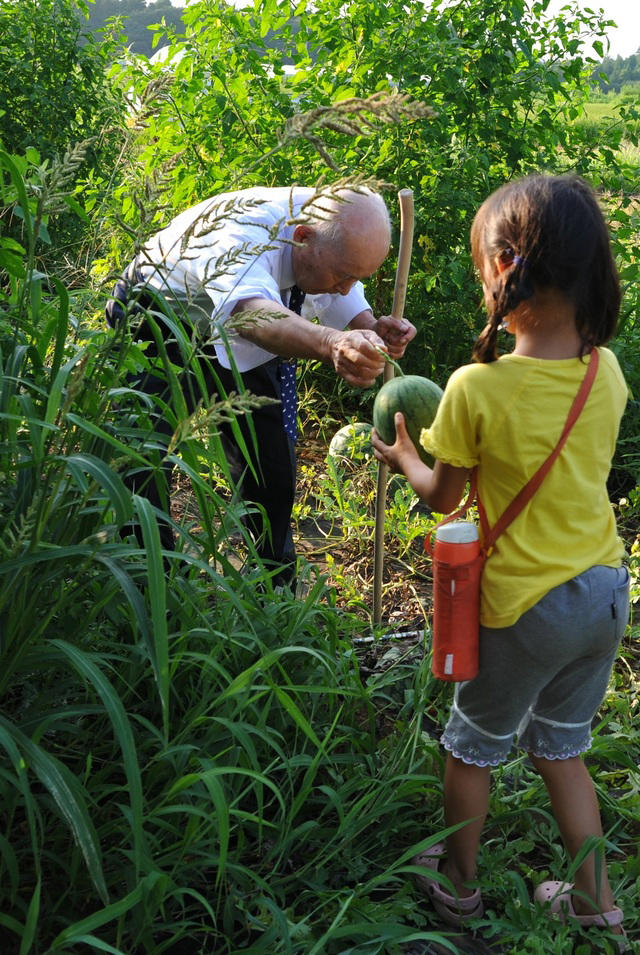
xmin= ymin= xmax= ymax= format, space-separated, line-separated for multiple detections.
xmin=470 ymin=174 xmax=620 ymax=363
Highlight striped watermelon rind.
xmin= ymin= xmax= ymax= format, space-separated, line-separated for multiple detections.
xmin=372 ymin=375 xmax=443 ymax=468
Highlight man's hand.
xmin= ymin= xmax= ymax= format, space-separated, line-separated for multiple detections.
xmin=329 ymin=328 xmax=387 ymax=387
xmin=373 ymin=315 xmax=417 ymax=358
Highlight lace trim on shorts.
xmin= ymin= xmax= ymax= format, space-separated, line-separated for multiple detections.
xmin=441 ymin=701 xmax=593 ymax=766
xmin=440 ymin=701 xmax=515 ymax=766
xmin=441 ymin=735 xmax=506 ymax=767
xmin=518 ymin=712 xmax=592 ymax=760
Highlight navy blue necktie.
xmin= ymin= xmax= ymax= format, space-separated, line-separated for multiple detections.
xmin=281 ymin=285 xmax=306 ymax=442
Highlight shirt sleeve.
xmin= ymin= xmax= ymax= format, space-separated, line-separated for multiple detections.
xmin=196 ymin=228 xmax=285 ymax=325
xmin=419 ymin=365 xmax=480 ymax=469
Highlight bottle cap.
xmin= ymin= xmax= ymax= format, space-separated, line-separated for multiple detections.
xmin=435 ymin=521 xmax=479 ymax=544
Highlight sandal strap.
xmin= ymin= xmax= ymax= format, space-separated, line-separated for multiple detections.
xmin=573 ymin=906 xmax=624 ymax=928
xmin=427 ymin=879 xmax=482 ymax=913
xmin=413 ymin=844 xmax=483 ymax=917
xmin=535 ymin=880 xmax=625 ymax=929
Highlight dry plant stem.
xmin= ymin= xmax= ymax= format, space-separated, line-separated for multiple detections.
xmin=373 ymin=188 xmax=414 ymax=625
xmin=237 ymin=91 xmax=435 ymax=175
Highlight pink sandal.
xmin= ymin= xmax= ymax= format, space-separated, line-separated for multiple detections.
xmin=412 ymin=842 xmax=484 ymax=927
xmin=534 ymin=880 xmax=627 ymax=952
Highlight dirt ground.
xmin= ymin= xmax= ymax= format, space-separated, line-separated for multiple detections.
xmin=173 ymin=429 xmax=639 ymax=654
xmin=295 ymin=435 xmax=435 ymax=631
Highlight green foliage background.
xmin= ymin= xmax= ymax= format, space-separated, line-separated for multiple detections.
xmin=0 ymin=1 xmax=638 ymax=952
xmin=84 ymin=0 xmax=186 ymax=57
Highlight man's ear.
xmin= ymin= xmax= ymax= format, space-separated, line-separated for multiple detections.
xmin=293 ymin=224 xmax=313 ymax=243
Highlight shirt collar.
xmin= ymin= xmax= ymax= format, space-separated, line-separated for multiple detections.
xmin=278 ymin=230 xmax=296 ymax=294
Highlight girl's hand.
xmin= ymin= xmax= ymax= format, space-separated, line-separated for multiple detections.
xmin=374 ymin=413 xmax=471 ymax=513
xmin=371 ymin=412 xmax=422 ymax=474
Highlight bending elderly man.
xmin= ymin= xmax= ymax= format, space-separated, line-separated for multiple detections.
xmin=107 ymin=185 xmax=416 ymax=587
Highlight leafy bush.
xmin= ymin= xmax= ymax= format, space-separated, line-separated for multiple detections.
xmin=0 ymin=1 xmax=638 ymax=949
xmin=0 ymin=0 xmax=120 ymax=163
xmin=0 ymin=145 xmax=462 ymax=955
xmin=96 ymin=0 xmax=640 ymax=491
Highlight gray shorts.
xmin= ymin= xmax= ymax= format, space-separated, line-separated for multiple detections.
xmin=440 ymin=564 xmax=630 ymax=766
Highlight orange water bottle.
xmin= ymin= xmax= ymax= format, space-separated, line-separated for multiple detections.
xmin=431 ymin=521 xmax=482 ymax=682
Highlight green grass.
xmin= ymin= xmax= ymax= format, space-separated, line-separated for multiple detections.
xmin=0 ymin=140 xmax=639 ymax=955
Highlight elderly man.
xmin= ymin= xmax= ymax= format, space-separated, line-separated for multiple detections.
xmin=107 ymin=185 xmax=416 ymax=586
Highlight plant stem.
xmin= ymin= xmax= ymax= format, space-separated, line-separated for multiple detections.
xmin=374 ymin=346 xmax=404 ymax=376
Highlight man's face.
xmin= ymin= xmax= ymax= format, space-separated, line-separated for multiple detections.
xmin=292 ymin=224 xmax=389 ymax=296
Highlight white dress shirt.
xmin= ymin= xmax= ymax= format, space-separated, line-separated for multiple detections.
xmin=134 ymin=186 xmax=371 ymax=371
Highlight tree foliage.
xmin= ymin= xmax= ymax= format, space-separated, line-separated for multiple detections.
xmin=0 ymin=0 xmax=120 ymax=161
xmin=595 ymin=51 xmax=640 ymax=93
xmin=0 ymin=2 xmax=639 ymax=952
xmin=83 ymin=0 xmax=186 ymax=56
xmin=110 ymin=0 xmax=637 ymax=379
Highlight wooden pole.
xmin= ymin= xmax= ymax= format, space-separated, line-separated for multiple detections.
xmin=372 ymin=188 xmax=414 ymax=625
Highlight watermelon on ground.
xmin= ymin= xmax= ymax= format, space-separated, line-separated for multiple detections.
xmin=328 ymin=422 xmax=373 ymax=459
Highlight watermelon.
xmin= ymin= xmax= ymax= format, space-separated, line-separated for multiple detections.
xmin=328 ymin=421 xmax=373 ymax=459
xmin=372 ymin=374 xmax=443 ymax=467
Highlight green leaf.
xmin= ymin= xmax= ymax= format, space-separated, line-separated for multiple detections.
xmin=62 ymin=453 xmax=133 ymax=526
xmin=52 ymin=641 xmax=147 ymax=878
xmin=0 ymin=150 xmax=33 ymax=246
xmin=0 ymin=717 xmax=108 ymax=903
xmin=63 ymin=194 xmax=90 ymax=223
xmin=133 ymin=495 xmax=169 ymax=737
xmin=18 ymin=876 xmax=41 ymax=955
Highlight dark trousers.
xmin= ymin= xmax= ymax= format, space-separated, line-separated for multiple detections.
xmin=118 ymin=295 xmax=297 ymax=585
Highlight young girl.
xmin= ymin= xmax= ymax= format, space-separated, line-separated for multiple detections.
xmin=372 ymin=174 xmax=630 ymax=948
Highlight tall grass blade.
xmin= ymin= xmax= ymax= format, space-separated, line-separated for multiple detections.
xmin=94 ymin=553 xmax=156 ymax=660
xmin=65 ymin=412 xmax=149 ymax=465
xmin=0 ymin=914 xmax=23 ymax=948
xmin=0 ymin=719 xmax=41 ymax=872
xmin=49 ymin=279 xmax=70 ymax=380
xmin=45 ymin=349 xmax=88 ymax=428
xmin=63 ymin=452 xmax=133 ymax=527
xmin=52 ymin=639 xmax=147 ymax=877
xmin=0 ymin=832 xmax=19 ymax=903
xmin=272 ymin=686 xmax=323 ymax=749
xmin=133 ymin=493 xmax=169 ymax=737
xmin=60 ymin=937 xmax=127 ymax=955
xmin=219 ymin=647 xmax=333 ymax=701
xmin=0 ymin=717 xmax=108 ymax=903
xmin=17 ymin=876 xmax=41 ymax=955
xmin=49 ymin=873 xmax=164 ymax=950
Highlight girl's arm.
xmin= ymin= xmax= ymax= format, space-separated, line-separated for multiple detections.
xmin=372 ymin=411 xmax=469 ymax=514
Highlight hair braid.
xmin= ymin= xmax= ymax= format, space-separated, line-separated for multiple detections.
xmin=472 ymin=311 xmax=502 ymax=363
xmin=469 ymin=174 xmax=620 ymax=363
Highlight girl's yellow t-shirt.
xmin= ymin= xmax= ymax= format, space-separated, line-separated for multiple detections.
xmin=420 ymin=348 xmax=628 ymax=628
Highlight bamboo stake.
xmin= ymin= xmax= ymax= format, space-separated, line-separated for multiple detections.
xmin=372 ymin=188 xmax=414 ymax=625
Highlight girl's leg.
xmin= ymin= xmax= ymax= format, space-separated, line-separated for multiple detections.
xmin=529 ymin=754 xmax=615 ymax=915
xmin=442 ymin=753 xmax=491 ymax=896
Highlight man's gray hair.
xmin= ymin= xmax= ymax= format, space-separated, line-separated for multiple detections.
xmin=304 ymin=187 xmax=391 ymax=248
